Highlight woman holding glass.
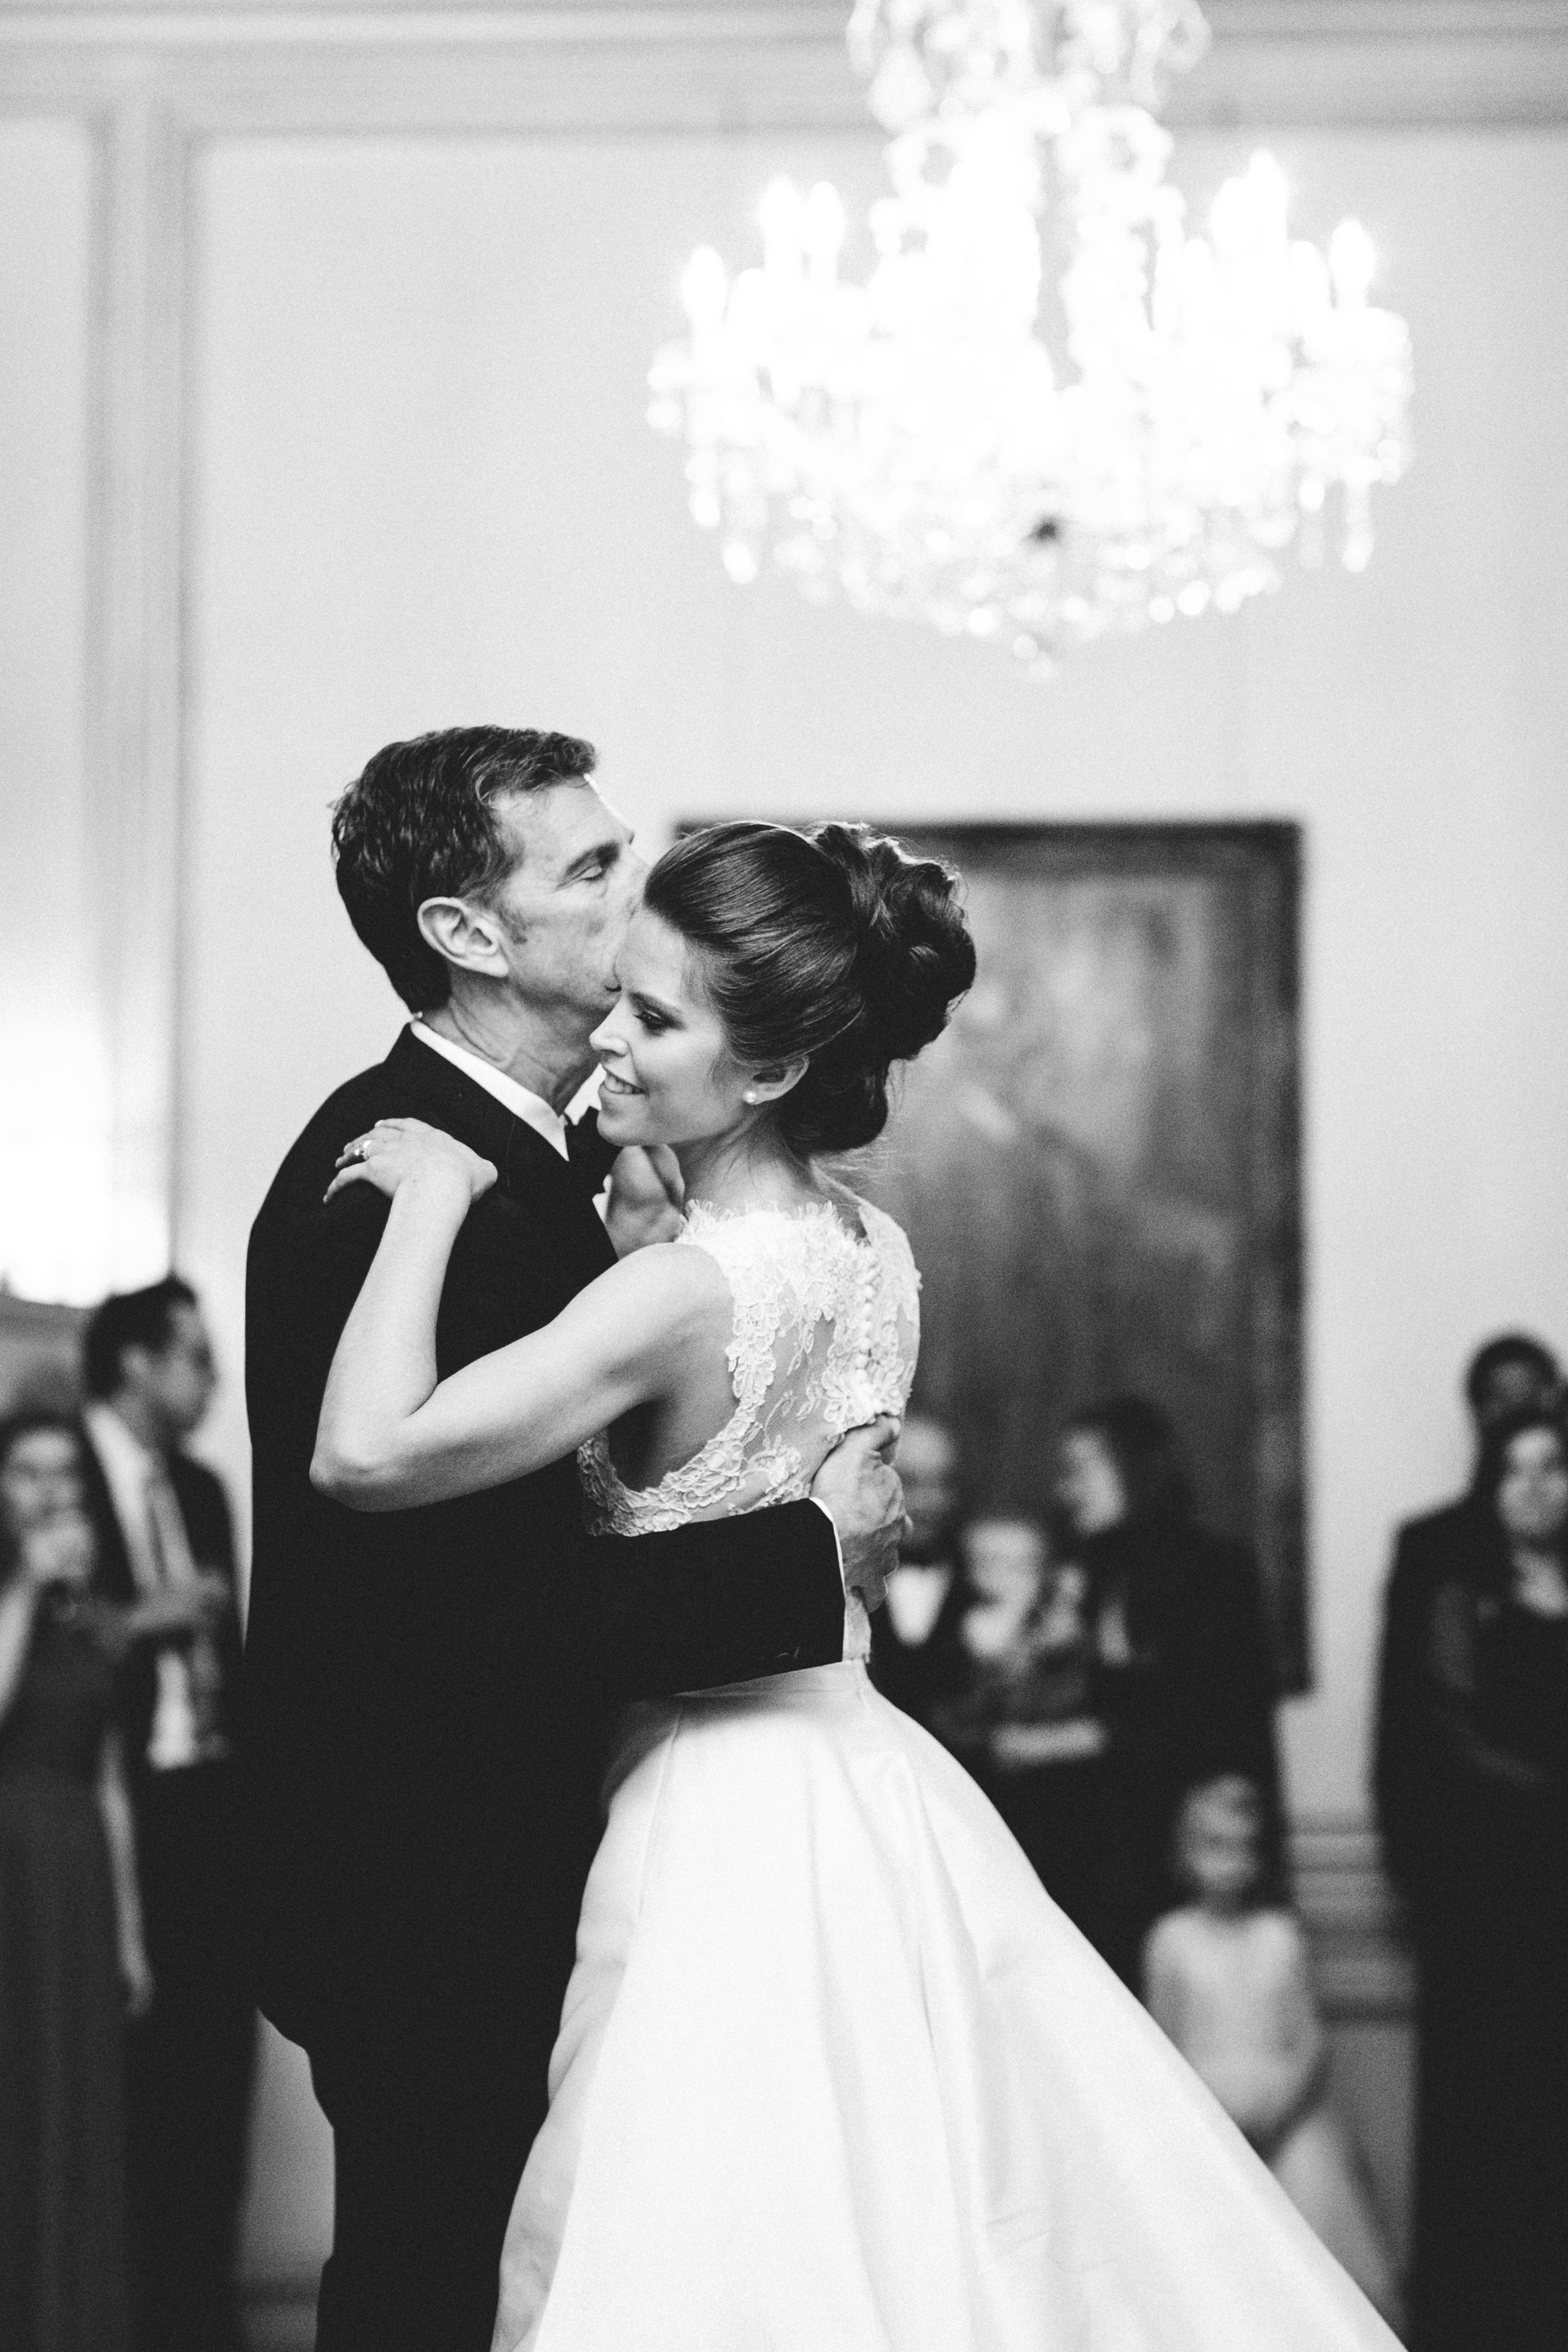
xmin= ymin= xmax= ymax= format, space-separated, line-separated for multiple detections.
xmin=0 ymin=1409 xmax=148 ymax=2352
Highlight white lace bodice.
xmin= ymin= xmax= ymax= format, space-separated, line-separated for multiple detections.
xmin=577 ymin=1197 xmax=919 ymax=1562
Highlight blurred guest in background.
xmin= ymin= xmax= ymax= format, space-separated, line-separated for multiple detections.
xmin=931 ymin=1516 xmax=1108 ymax=1935
xmin=1144 ymin=1776 xmax=1403 ymax=2333
xmin=1054 ymin=1396 xmax=1283 ymax=1985
xmin=1376 ymin=1333 xmax=1559 ymax=1649
xmin=871 ymin=1413 xmax=965 ymax=1725
xmin=1374 ymin=1392 xmax=1568 ymax=2352
xmin=78 ymin=1281 xmax=253 ymax=2352
xmin=1463 ymin=1330 xmax=1559 ymax=1428
xmin=0 ymin=1410 xmax=147 ymax=2352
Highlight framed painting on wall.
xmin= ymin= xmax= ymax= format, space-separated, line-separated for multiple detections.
xmin=867 ymin=821 xmax=1306 ymax=1691
xmin=682 ymin=818 xmax=1307 ymax=1692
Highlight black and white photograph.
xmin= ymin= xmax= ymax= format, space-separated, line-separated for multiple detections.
xmin=2 ymin=4 xmax=1565 ymax=2349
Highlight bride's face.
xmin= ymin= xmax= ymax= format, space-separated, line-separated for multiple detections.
xmin=591 ymin=909 xmax=758 ymax=1150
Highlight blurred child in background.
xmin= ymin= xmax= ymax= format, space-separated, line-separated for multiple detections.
xmin=932 ymin=1517 xmax=1106 ymax=1935
xmin=1143 ymin=1776 xmax=1404 ymax=2334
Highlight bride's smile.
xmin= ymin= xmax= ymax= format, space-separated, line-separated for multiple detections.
xmin=590 ymin=907 xmax=804 ymax=1160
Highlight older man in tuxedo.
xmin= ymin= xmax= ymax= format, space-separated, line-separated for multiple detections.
xmin=241 ymin=726 xmax=904 ymax=2352
xmin=79 ymin=1276 xmax=254 ymax=2352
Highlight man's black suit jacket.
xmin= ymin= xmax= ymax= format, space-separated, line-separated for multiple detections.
xmin=241 ymin=1028 xmax=846 ymax=2127
xmin=77 ymin=1430 xmax=245 ymax=1790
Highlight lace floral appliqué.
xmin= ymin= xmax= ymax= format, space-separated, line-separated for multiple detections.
xmin=576 ymin=1199 xmax=919 ymax=1542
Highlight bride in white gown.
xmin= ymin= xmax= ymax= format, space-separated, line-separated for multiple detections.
xmin=315 ymin=819 xmax=1399 ymax=2352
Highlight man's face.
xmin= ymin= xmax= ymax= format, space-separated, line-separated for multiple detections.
xmin=480 ymin=782 xmax=647 ymax=1032
xmin=126 ymin=1302 xmax=218 ymax=1444
xmin=1475 ymin=1356 xmax=1559 ymax=1434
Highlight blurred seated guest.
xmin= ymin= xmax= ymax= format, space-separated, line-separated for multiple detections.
xmin=1373 ymin=1396 xmax=1568 ymax=2352
xmin=78 ymin=1281 xmax=253 ymax=2352
xmin=1054 ymin=1396 xmax=1283 ymax=1986
xmin=870 ymin=1414 xmax=966 ymax=1725
xmin=0 ymin=1411 xmax=148 ymax=2352
xmin=930 ymin=1517 xmax=1108 ymax=1932
xmin=1144 ymin=1777 xmax=1403 ymax=2333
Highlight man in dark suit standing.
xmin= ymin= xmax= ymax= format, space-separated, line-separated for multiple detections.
xmin=79 ymin=1276 xmax=255 ymax=2352
xmin=241 ymin=726 xmax=904 ymax=2352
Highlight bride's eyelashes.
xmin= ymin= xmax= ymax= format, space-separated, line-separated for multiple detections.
xmin=624 ymin=989 xmax=686 ymax=1039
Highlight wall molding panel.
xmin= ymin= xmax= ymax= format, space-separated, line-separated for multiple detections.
xmin=85 ymin=97 xmax=191 ymax=1272
xmin=1293 ymin=1818 xmax=1414 ymax=2019
xmin=3 ymin=1 xmax=1568 ymax=129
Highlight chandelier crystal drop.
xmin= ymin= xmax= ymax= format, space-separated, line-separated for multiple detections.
xmin=647 ymin=0 xmax=1412 ymax=671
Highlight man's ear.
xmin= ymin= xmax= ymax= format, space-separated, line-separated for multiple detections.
xmin=746 ymin=1055 xmax=810 ymax=1106
xmin=416 ymin=896 xmax=511 ymax=982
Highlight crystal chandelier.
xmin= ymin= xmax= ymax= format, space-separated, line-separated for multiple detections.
xmin=647 ymin=0 xmax=1413 ymax=671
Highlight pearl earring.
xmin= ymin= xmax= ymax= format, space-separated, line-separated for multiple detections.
xmin=743 ymin=1091 xmax=758 ymax=1104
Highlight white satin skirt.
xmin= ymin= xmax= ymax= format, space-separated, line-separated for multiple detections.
xmin=492 ymin=1661 xmax=1399 ymax=2352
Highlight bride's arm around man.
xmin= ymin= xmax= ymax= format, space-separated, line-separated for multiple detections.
xmin=238 ymin=725 xmax=903 ymax=2352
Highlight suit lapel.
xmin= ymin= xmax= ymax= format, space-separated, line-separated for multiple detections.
xmin=77 ymin=1418 xmax=136 ymax=1606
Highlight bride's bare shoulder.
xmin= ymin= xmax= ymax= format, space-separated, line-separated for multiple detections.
xmin=578 ymin=1235 xmax=733 ymax=1349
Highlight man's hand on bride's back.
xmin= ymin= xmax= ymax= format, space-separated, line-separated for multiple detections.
xmin=325 ymin=1118 xmax=497 ymax=1212
xmin=605 ymin=1146 xmax=685 ymax=1256
xmin=810 ymin=1418 xmax=909 ymax=1614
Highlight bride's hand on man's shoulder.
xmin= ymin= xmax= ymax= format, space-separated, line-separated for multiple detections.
xmin=324 ymin=1117 xmax=498 ymax=1211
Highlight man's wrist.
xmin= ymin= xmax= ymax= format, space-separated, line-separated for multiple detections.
xmin=809 ymin=1498 xmax=855 ymax=1666
xmin=809 ymin=1496 xmax=848 ymax=1595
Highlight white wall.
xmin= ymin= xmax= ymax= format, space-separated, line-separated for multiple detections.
xmin=183 ymin=124 xmax=1568 ymax=1833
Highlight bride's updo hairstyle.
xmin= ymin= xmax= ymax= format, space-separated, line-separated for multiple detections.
xmin=643 ymin=820 xmax=976 ymax=1157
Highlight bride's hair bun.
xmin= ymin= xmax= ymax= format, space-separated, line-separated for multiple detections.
xmin=644 ymin=818 xmax=975 ymax=1157
xmin=808 ymin=822 xmax=977 ymax=1067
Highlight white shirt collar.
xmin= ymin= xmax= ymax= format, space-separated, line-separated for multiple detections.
xmin=408 ymin=1021 xmax=600 ymax=1162
xmin=82 ymin=1402 xmax=162 ymax=1587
